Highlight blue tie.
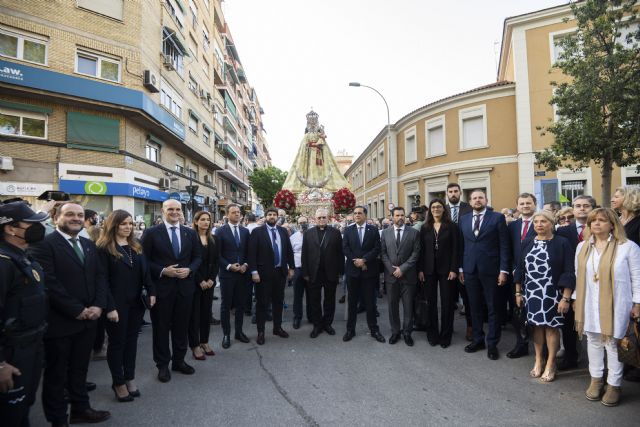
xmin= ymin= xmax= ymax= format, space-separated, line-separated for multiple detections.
xmin=233 ymin=225 xmax=240 ymax=246
xmin=271 ymin=228 xmax=280 ymax=267
xmin=170 ymin=226 xmax=180 ymax=258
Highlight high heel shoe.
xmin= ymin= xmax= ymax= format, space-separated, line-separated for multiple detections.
xmin=192 ymin=347 xmax=206 ymax=360
xmin=200 ymin=344 xmax=215 ymax=356
xmin=112 ymin=385 xmax=134 ymax=402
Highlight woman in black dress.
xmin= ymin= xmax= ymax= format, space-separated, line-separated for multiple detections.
xmin=97 ymin=210 xmax=155 ymax=401
xmin=189 ymin=211 xmax=219 ymax=360
xmin=418 ymin=198 xmax=460 ymax=348
xmin=611 ymin=186 xmax=640 ymax=245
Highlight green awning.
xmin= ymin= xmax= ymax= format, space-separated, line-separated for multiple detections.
xmin=189 ymin=109 xmax=200 ymax=121
xmin=223 ymin=143 xmax=238 ymax=159
xmin=224 ymin=91 xmax=237 ymax=119
xmin=0 ymin=99 xmax=52 ymax=114
xmin=202 ymin=122 xmax=213 ymax=133
xmin=163 ymin=26 xmax=189 ymax=57
xmin=173 ymin=0 xmax=186 ymax=13
xmin=148 ymin=133 xmax=165 ymax=146
xmin=67 ymin=112 xmax=119 ymax=153
xmin=237 ymin=68 xmax=247 ymax=83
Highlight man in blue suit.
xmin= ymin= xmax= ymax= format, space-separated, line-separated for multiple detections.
xmin=505 ymin=193 xmax=537 ymax=359
xmin=215 ymin=204 xmax=251 ymax=349
xmin=459 ymin=189 xmax=510 ymax=360
xmin=141 ymin=199 xmax=201 ymax=383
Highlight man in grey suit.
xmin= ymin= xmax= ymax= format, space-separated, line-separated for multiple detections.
xmin=380 ymin=207 xmax=421 ymax=346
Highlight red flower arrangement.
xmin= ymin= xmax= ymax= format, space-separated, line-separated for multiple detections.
xmin=332 ymin=187 xmax=356 ymax=214
xmin=274 ymin=189 xmax=296 ymax=213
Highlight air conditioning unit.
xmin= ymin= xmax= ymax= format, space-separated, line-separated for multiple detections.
xmin=158 ymin=177 xmax=171 ymax=189
xmin=143 ymin=70 xmax=160 ymax=93
xmin=0 ymin=156 xmax=14 ymax=171
xmin=161 ymin=54 xmax=175 ymax=70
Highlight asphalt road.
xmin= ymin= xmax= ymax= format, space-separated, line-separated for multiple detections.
xmin=31 ymin=286 xmax=640 ymax=426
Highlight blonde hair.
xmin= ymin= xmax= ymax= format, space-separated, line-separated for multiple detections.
xmin=616 ymin=186 xmax=640 ymax=214
xmin=584 ymin=207 xmax=627 ymax=243
xmin=555 ymin=206 xmax=574 ymax=223
xmin=531 ymin=210 xmax=555 ymax=225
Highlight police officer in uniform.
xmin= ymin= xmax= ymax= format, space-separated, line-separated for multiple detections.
xmin=0 ymin=201 xmax=49 ymax=427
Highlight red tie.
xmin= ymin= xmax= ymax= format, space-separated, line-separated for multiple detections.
xmin=578 ymin=225 xmax=584 ymax=242
xmin=521 ymin=220 xmax=530 ymax=242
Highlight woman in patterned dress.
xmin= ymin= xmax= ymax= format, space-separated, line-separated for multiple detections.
xmin=514 ymin=210 xmax=575 ymax=382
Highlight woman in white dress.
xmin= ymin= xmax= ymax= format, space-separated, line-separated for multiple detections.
xmin=573 ymin=208 xmax=640 ymax=407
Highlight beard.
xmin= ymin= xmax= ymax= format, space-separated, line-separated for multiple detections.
xmin=266 ymin=218 xmax=277 ymax=226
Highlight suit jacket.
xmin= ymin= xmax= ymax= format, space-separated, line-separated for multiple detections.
xmin=514 ymin=235 xmax=575 ymax=291
xmin=215 ymin=223 xmax=249 ymax=280
xmin=248 ymin=225 xmax=295 ymax=280
xmin=419 ymin=222 xmax=460 ymax=276
xmin=508 ymin=217 xmax=537 ymax=272
xmin=446 ymin=201 xmax=473 ymax=224
xmin=380 ymin=226 xmax=420 ymax=285
xmin=301 ymin=226 xmax=344 ymax=283
xmin=459 ymin=210 xmax=510 ymax=275
xmin=555 ymin=222 xmax=581 ymax=255
xmin=194 ymin=236 xmax=219 ymax=284
xmin=98 ymin=247 xmax=156 ymax=313
xmin=30 ymin=231 xmax=107 ymax=339
xmin=342 ymin=223 xmax=380 ymax=278
xmin=141 ymin=224 xmax=202 ymax=298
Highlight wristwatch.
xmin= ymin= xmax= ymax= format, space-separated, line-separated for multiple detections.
xmin=562 ymin=297 xmax=571 ymax=303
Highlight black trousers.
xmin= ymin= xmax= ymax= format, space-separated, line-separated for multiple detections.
xmin=346 ymin=276 xmax=378 ymax=332
xmin=457 ymin=280 xmax=472 ymax=327
xmin=92 ymin=316 xmax=106 ymax=352
xmin=561 ymin=305 xmax=579 ymax=363
xmin=255 ymin=273 xmax=286 ymax=333
xmin=307 ymin=280 xmax=338 ymax=328
xmin=150 ymin=286 xmax=192 ymax=367
xmin=220 ymin=274 xmax=247 ymax=336
xmin=42 ymin=325 xmax=96 ymax=423
xmin=106 ymin=302 xmax=144 ymax=385
xmin=292 ymin=267 xmax=311 ymax=322
xmin=189 ymin=286 xmax=214 ymax=347
xmin=0 ymin=340 xmax=43 ymax=427
xmin=426 ymin=273 xmax=457 ymax=342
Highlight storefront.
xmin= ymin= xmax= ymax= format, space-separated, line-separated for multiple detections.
xmin=0 ymin=181 xmax=53 ymax=211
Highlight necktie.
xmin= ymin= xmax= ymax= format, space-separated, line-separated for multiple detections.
xmin=170 ymin=226 xmax=180 ymax=258
xmin=233 ymin=225 xmax=240 ymax=246
xmin=358 ymin=226 xmax=364 ymax=244
xmin=271 ymin=228 xmax=280 ymax=267
xmin=578 ymin=224 xmax=584 ymax=242
xmin=396 ymin=228 xmax=401 ymax=247
xmin=473 ymin=214 xmax=483 ymax=237
xmin=69 ymin=238 xmax=84 ymax=264
xmin=452 ymin=206 xmax=458 ymax=223
xmin=521 ymin=220 xmax=530 ymax=242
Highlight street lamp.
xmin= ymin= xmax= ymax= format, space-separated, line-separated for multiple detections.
xmin=349 ymin=82 xmax=394 ymax=208
xmin=185 ymin=166 xmax=199 ymax=223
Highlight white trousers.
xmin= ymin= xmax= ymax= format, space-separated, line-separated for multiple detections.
xmin=585 ymin=331 xmax=623 ymax=386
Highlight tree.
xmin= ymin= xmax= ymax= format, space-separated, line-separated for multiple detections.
xmin=536 ymin=0 xmax=640 ymax=207
xmin=248 ymin=166 xmax=287 ymax=208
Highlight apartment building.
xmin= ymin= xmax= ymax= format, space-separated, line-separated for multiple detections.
xmin=0 ymin=0 xmax=270 ymax=222
xmin=345 ymin=3 xmax=639 ymax=217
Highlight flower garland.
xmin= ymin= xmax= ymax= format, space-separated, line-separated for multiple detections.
xmin=274 ymin=189 xmax=296 ymax=213
xmin=332 ymin=187 xmax=356 ymax=214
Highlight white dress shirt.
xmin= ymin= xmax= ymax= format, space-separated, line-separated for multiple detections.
xmin=290 ymin=230 xmax=303 ymax=268
xmin=56 ymin=228 xmax=83 ymax=250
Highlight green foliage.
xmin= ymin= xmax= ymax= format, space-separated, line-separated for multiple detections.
xmin=537 ymin=0 xmax=640 ymax=205
xmin=248 ymin=166 xmax=287 ymax=208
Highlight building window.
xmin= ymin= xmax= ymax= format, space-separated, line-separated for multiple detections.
xmin=165 ymin=0 xmax=185 ymax=29
xmin=366 ymin=159 xmax=372 ymax=181
xmin=188 ymin=34 xmax=198 ymax=59
xmin=378 ymin=146 xmax=385 ymax=175
xmin=188 ymin=112 xmax=198 ymax=134
xmin=189 ymin=164 xmax=198 ymax=180
xmin=459 ymin=105 xmax=487 ymax=150
xmin=0 ymin=108 xmax=47 ymax=139
xmin=145 ymin=141 xmax=160 ymax=162
xmin=77 ymin=0 xmax=124 ymax=21
xmin=617 ymin=21 xmax=639 ymax=48
xmin=0 ymin=27 xmax=47 ymax=65
xmin=426 ymin=116 xmax=445 ymax=157
xmin=202 ymin=27 xmax=210 ymax=52
xmin=561 ymin=180 xmax=586 ymax=204
xmin=175 ymin=155 xmax=185 ymax=174
xmin=75 ymin=50 xmax=120 ymax=82
xmin=372 ymin=156 xmax=377 ymax=177
xmin=404 ymin=129 xmax=417 ymax=164
xmin=189 ymin=0 xmax=198 ymax=27
xmin=160 ymin=80 xmax=183 ymax=119
xmin=202 ymin=56 xmax=210 ymax=77
xmin=203 ymin=126 xmax=211 ymax=145
xmin=188 ymin=74 xmax=198 ymax=94
xmin=162 ymin=28 xmax=185 ymax=74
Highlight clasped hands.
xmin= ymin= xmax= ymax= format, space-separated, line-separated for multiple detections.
xmin=352 ymin=258 xmax=367 ymax=271
xmin=229 ymin=263 xmax=247 ymax=274
xmin=199 ymin=279 xmax=215 ymax=290
xmin=76 ymin=306 xmax=102 ymax=320
xmin=163 ymin=264 xmax=191 ymax=279
xmin=252 ymin=269 xmax=294 ymax=283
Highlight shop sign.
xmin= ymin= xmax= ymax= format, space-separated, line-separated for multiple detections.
xmin=59 ymin=180 xmax=168 ymax=202
xmin=0 ymin=182 xmax=53 ymax=196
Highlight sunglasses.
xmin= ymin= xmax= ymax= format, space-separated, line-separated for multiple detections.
xmin=558 ymin=215 xmax=574 ymax=221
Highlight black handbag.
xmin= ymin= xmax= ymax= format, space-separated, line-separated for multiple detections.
xmin=140 ymin=287 xmax=152 ymax=310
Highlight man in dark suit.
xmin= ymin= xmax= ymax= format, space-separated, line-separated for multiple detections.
xmin=555 ymin=194 xmax=595 ymax=370
xmin=248 ymin=207 xmax=295 ymax=345
xmin=31 ymin=202 xmax=110 ymax=426
xmin=505 ymin=192 xmax=537 ymax=359
xmin=301 ymin=208 xmax=344 ymax=338
xmin=459 ymin=189 xmax=510 ymax=360
xmin=215 ymin=204 xmax=251 ymax=349
xmin=342 ymin=206 xmax=386 ymax=343
xmin=141 ymin=199 xmax=201 ymax=383
xmin=381 ymin=207 xmax=421 ymax=346
xmin=445 ymin=183 xmax=473 ymax=341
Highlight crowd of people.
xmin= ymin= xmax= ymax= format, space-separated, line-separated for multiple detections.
xmin=1 ymin=182 xmax=639 ymax=426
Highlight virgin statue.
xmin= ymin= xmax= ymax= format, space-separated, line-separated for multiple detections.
xmin=282 ymin=110 xmax=350 ymax=193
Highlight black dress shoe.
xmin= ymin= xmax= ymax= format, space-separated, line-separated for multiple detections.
xmin=127 ymin=389 xmax=141 ymax=398
xmin=357 ymin=306 xmax=366 ymax=314
xmin=222 ymin=335 xmax=231 ymax=349
xmin=323 ymin=325 xmax=336 ymax=335
xmin=403 ymin=334 xmax=414 ymax=347
xmin=257 ymin=332 xmax=265 ymax=345
xmin=210 ymin=316 xmax=221 ymax=325
xmin=338 ymin=295 xmax=346 ymax=304
xmin=273 ymin=328 xmax=289 ymax=338
xmin=464 ymin=341 xmax=486 ymax=353
xmin=85 ymin=382 xmax=96 ymax=392
xmin=427 ymin=335 xmax=439 ymax=347
xmin=69 ymin=407 xmax=111 ymax=424
xmin=244 ymin=310 xmax=252 ymax=317
xmin=487 ymin=346 xmax=499 ymax=360
xmin=213 ymin=295 xmax=219 ymax=300
xmin=157 ymin=366 xmax=171 ymax=383
xmin=506 ymin=345 xmax=529 ymax=359
xmin=389 ymin=333 xmax=401 ymax=344
xmin=343 ymin=330 xmax=355 ymax=342
xmin=371 ymin=330 xmax=386 ymax=343
xmin=111 ymin=385 xmax=134 ymax=402
xmin=293 ymin=318 xmax=301 ymax=329
xmin=375 ymin=310 xmax=380 ymax=317
xmin=440 ymin=342 xmax=450 ymax=349
xmin=310 ymin=327 xmax=323 ymax=338
xmin=235 ymin=332 xmax=250 ymax=343
xmin=557 ymin=359 xmax=578 ymax=371
xmin=171 ymin=361 xmax=195 ymax=375
xmin=52 ymin=421 xmax=69 ymax=427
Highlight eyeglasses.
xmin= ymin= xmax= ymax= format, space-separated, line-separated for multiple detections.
xmin=558 ymin=215 xmax=574 ymax=221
